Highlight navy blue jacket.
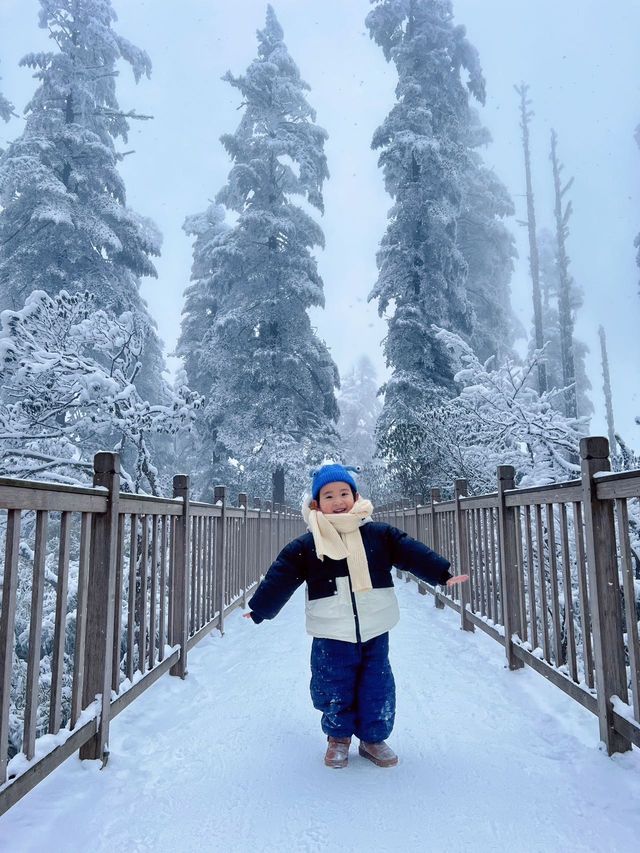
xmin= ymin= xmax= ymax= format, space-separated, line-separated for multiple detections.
xmin=248 ymin=521 xmax=451 ymax=624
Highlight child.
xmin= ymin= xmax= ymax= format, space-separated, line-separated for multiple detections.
xmin=244 ymin=463 xmax=468 ymax=769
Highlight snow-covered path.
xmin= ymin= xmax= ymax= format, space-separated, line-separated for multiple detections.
xmin=2 ymin=581 xmax=640 ymax=853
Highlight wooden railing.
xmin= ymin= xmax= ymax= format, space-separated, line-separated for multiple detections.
xmin=0 ymin=452 xmax=304 ymax=815
xmin=375 ymin=436 xmax=640 ymax=756
xmin=3 ymin=435 xmax=639 ymax=816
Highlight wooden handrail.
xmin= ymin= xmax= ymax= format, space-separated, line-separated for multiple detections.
xmin=3 ymin=435 xmax=640 ymax=818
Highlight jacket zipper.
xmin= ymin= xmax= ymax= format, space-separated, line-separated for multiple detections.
xmin=346 ymin=574 xmax=362 ymax=646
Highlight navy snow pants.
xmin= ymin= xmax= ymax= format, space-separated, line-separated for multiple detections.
xmin=309 ymin=632 xmax=395 ymax=742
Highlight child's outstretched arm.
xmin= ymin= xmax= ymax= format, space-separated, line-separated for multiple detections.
xmin=243 ymin=537 xmax=307 ymax=624
xmin=386 ymin=524 xmax=463 ymax=587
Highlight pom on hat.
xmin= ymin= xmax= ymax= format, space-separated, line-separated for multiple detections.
xmin=311 ymin=464 xmax=361 ymax=501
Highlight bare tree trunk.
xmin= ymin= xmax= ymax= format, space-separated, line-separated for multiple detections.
xmin=599 ymin=325 xmax=616 ymax=451
xmin=550 ymin=129 xmax=577 ymax=419
xmin=516 ymin=83 xmax=547 ymax=394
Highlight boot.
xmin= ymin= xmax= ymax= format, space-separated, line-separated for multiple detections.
xmin=324 ymin=736 xmax=351 ymax=769
xmin=358 ymin=740 xmax=398 ymax=767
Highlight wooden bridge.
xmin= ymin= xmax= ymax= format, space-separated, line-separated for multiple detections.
xmin=1 ymin=436 xmax=639 ymax=820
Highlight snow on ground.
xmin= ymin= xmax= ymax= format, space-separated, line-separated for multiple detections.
xmin=2 ymin=581 xmax=640 ymax=853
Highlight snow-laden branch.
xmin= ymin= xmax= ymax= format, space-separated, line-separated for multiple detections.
xmin=378 ymin=327 xmax=584 ymax=494
xmin=0 ymin=290 xmax=201 ymax=492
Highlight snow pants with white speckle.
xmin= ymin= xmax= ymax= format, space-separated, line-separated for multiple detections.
xmin=309 ymin=632 xmax=395 ymax=742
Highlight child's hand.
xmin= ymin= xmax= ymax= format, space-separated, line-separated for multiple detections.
xmin=243 ymin=612 xmax=254 ymax=620
xmin=446 ymin=574 xmax=469 ymax=587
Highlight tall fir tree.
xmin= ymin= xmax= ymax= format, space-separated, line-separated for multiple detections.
xmin=367 ymin=0 xmax=488 ymax=488
xmin=179 ymin=203 xmax=229 ymax=401
xmin=337 ymin=355 xmax=385 ymax=499
xmin=0 ymin=0 xmax=164 ymax=403
xmin=178 ymin=7 xmax=340 ymax=503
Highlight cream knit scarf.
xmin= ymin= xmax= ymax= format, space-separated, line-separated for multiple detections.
xmin=306 ymin=498 xmax=374 ymax=592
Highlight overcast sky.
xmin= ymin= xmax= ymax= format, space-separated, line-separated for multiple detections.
xmin=1 ymin=0 xmax=639 ymax=444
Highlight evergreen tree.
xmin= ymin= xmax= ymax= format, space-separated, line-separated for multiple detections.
xmin=459 ymin=110 xmax=520 ymax=364
xmin=178 ymin=6 xmax=339 ymax=503
xmin=179 ymin=203 xmax=229 ymax=400
xmin=338 ymin=355 xmax=381 ymax=464
xmin=532 ymin=228 xmax=592 ymax=419
xmin=0 ymin=0 xmax=164 ymax=402
xmin=337 ymin=355 xmax=384 ymax=499
xmin=0 ymin=64 xmax=14 ymax=123
xmin=0 ymin=65 xmax=16 ymax=161
xmin=367 ymin=0 xmax=487 ymax=488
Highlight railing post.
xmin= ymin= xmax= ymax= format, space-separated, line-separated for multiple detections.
xmin=496 ymin=466 xmax=524 ymax=671
xmin=80 ymin=452 xmax=120 ymax=762
xmin=254 ymin=498 xmax=262 ymax=587
xmin=454 ymin=479 xmax=474 ymax=633
xmin=0 ymin=507 xmax=21 ymax=783
xmin=430 ymin=488 xmax=444 ymax=609
xmin=170 ymin=474 xmax=190 ymax=679
xmin=414 ymin=494 xmax=421 ymax=542
xmin=239 ymin=492 xmax=249 ymax=607
xmin=403 ymin=498 xmax=411 ymax=535
xmin=265 ymin=500 xmax=272 ymax=561
xmin=580 ymin=436 xmax=631 ymax=755
xmin=214 ymin=486 xmax=228 ymax=635
xmin=430 ymin=488 xmax=440 ymax=550
xmin=275 ymin=502 xmax=282 ymax=552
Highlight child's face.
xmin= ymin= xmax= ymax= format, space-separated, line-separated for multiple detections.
xmin=317 ymin=481 xmax=357 ymax=514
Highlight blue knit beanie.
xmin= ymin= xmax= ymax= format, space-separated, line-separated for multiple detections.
xmin=311 ymin=464 xmax=360 ymax=501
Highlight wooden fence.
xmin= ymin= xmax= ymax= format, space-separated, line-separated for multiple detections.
xmin=2 ymin=435 xmax=640 ymax=816
xmin=0 ymin=452 xmax=304 ymax=816
xmin=375 ymin=436 xmax=640 ymax=757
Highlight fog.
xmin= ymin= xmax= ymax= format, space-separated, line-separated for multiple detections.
xmin=1 ymin=0 xmax=639 ymax=441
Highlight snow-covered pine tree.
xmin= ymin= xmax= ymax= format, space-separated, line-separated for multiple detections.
xmin=178 ymin=6 xmax=339 ymax=503
xmin=532 ymin=229 xmax=592 ymax=419
xmin=0 ymin=0 xmax=164 ymax=403
xmin=459 ymin=109 xmax=520 ymax=364
xmin=0 ymin=64 xmax=16 ymax=162
xmin=0 ymin=63 xmax=15 ymax=123
xmin=178 ymin=203 xmax=229 ymax=401
xmin=337 ymin=355 xmax=386 ymax=500
xmin=338 ymin=355 xmax=381 ymax=464
xmin=366 ymin=0 xmax=487 ymax=490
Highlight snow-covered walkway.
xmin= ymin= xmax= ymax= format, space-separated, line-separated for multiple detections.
xmin=2 ymin=581 xmax=640 ymax=853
